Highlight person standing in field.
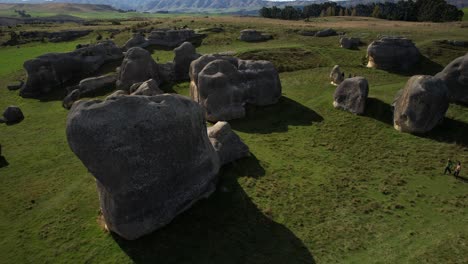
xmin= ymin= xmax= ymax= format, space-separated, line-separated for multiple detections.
xmin=444 ymin=159 xmax=453 ymax=174
xmin=454 ymin=162 xmax=462 ymax=177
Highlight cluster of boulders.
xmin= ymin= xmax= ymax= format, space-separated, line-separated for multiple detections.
xmin=2 ymin=30 xmax=92 ymax=46
xmin=20 ymin=41 xmax=123 ymax=98
xmin=239 ymin=29 xmax=272 ymax=42
xmin=0 ymin=106 xmax=24 ymax=125
xmin=66 ymin=93 xmax=250 ymax=240
xmin=189 ymin=54 xmax=282 ymax=122
xmin=123 ymin=29 xmax=206 ymax=50
xmin=367 ymin=36 xmax=421 ymax=71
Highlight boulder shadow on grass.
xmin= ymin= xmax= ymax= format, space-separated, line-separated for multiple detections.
xmin=421 ymin=118 xmax=468 ymax=147
xmin=364 ymin=97 xmax=393 ymax=126
xmin=229 ymin=96 xmax=323 ymax=134
xmin=0 ymin=156 xmax=9 ymax=168
xmin=112 ymin=155 xmax=315 ymax=264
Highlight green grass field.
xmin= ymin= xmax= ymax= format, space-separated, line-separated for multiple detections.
xmin=0 ymin=16 xmax=467 ymax=263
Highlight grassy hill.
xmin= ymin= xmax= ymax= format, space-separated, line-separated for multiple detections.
xmin=0 ymin=16 xmax=467 ymax=263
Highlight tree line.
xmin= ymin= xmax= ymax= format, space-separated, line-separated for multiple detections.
xmin=259 ymin=0 xmax=464 ymax=22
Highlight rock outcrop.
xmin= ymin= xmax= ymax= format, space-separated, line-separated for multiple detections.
xmin=116 ymin=47 xmax=160 ymax=91
xmin=147 ymin=29 xmax=205 ymax=48
xmin=393 ymin=75 xmax=449 ymax=133
xmin=207 ymin=121 xmax=250 ymax=165
xmin=239 ymin=29 xmax=272 ymax=42
xmin=190 ymin=55 xmax=282 ymax=122
xmin=315 ymin=28 xmax=337 ymax=37
xmin=333 ymin=77 xmax=369 ymax=115
xmin=330 ymin=65 xmax=344 ymax=85
xmin=435 ymin=53 xmax=468 ymax=104
xmin=123 ymin=33 xmax=149 ymax=51
xmin=66 ymin=94 xmax=220 ymax=240
xmin=77 ymin=73 xmax=117 ymax=96
xmin=367 ymin=37 xmax=421 ymax=71
xmin=20 ymin=41 xmax=123 ymax=98
xmin=340 ymin=37 xmax=360 ymax=49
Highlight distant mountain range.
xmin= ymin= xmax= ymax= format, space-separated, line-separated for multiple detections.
xmin=0 ymin=0 xmax=466 ymax=13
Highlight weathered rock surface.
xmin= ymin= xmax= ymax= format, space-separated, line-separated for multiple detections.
xmin=105 ymin=90 xmax=128 ymax=100
xmin=63 ymin=89 xmax=81 ymax=110
xmin=435 ymin=53 xmax=468 ymax=104
xmin=116 ymin=47 xmax=160 ymax=91
xmin=333 ymin=77 xmax=369 ymax=115
xmin=330 ymin=65 xmax=344 ymax=85
xmin=66 ymin=94 xmax=220 ymax=240
xmin=393 ymin=75 xmax=449 ymax=133
xmin=315 ymin=28 xmax=337 ymax=37
xmin=174 ymin=42 xmax=201 ymax=81
xmin=367 ymin=37 xmax=421 ymax=71
xmin=340 ymin=37 xmax=360 ymax=49
xmin=21 ymin=41 xmax=123 ymax=98
xmin=190 ymin=55 xmax=281 ymax=122
xmin=239 ymin=29 xmax=272 ymax=42
xmin=207 ymin=121 xmax=249 ymax=165
xmin=78 ymin=73 xmax=117 ymax=96
xmin=130 ymin=79 xmax=164 ymax=96
xmin=3 ymin=106 xmax=24 ymax=124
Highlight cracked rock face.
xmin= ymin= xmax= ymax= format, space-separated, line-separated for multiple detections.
xmin=435 ymin=53 xmax=468 ymax=104
xmin=190 ymin=55 xmax=281 ymax=122
xmin=367 ymin=37 xmax=420 ymax=72
xmin=393 ymin=75 xmax=449 ymax=134
xmin=66 ymin=94 xmax=220 ymax=240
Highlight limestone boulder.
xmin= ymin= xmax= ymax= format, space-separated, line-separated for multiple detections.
xmin=340 ymin=37 xmax=360 ymax=49
xmin=435 ymin=53 xmax=468 ymax=104
xmin=123 ymin=33 xmax=148 ymax=51
xmin=393 ymin=75 xmax=449 ymax=133
xmin=173 ymin=42 xmax=201 ymax=81
xmin=190 ymin=55 xmax=281 ymax=122
xmin=239 ymin=29 xmax=272 ymax=42
xmin=333 ymin=77 xmax=369 ymax=115
xmin=130 ymin=79 xmax=164 ymax=96
xmin=315 ymin=28 xmax=337 ymax=37
xmin=2 ymin=106 xmax=24 ymax=124
xmin=78 ymin=73 xmax=117 ymax=96
xmin=208 ymin=122 xmax=250 ymax=165
xmin=147 ymin=29 xmax=205 ymax=48
xmin=367 ymin=37 xmax=421 ymax=71
xmin=66 ymin=94 xmax=220 ymax=240
xmin=20 ymin=41 xmax=123 ymax=98
xmin=330 ymin=65 xmax=344 ymax=85
xmin=116 ymin=47 xmax=160 ymax=91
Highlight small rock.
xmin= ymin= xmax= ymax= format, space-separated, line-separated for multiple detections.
xmin=3 ymin=106 xmax=24 ymax=124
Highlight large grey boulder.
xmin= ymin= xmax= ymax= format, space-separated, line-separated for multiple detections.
xmin=123 ymin=33 xmax=149 ymax=51
xmin=66 ymin=94 xmax=220 ymax=240
xmin=393 ymin=75 xmax=449 ymax=134
xmin=239 ymin=29 xmax=272 ymax=42
xmin=435 ymin=54 xmax=468 ymax=104
xmin=367 ymin=37 xmax=421 ymax=72
xmin=3 ymin=106 xmax=24 ymax=124
xmin=190 ymin=55 xmax=281 ymax=122
xmin=330 ymin=65 xmax=344 ymax=86
xmin=208 ymin=122 xmax=250 ymax=165
xmin=78 ymin=73 xmax=117 ymax=96
xmin=340 ymin=37 xmax=360 ymax=49
xmin=62 ymin=89 xmax=81 ymax=110
xmin=116 ymin=47 xmax=160 ymax=91
xmin=20 ymin=41 xmax=123 ymax=98
xmin=333 ymin=77 xmax=369 ymax=115
xmin=130 ymin=79 xmax=164 ymax=96
xmin=173 ymin=42 xmax=201 ymax=81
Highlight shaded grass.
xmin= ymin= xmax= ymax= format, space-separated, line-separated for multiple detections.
xmin=0 ymin=15 xmax=468 ymax=264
